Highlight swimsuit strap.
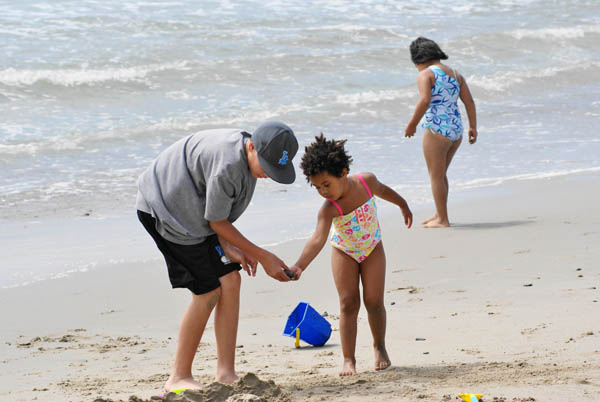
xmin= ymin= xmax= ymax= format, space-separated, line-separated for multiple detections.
xmin=428 ymin=65 xmax=443 ymax=74
xmin=429 ymin=65 xmax=459 ymax=83
xmin=327 ymin=198 xmax=343 ymax=216
xmin=356 ymin=174 xmax=373 ymax=198
xmin=328 ymin=174 xmax=372 ymax=216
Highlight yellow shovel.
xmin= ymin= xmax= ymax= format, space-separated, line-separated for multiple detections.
xmin=458 ymin=393 xmax=483 ymax=402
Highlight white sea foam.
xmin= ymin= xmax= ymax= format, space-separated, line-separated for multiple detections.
xmin=0 ymin=264 xmax=94 ymax=289
xmin=335 ymin=89 xmax=416 ymax=106
xmin=165 ymin=90 xmax=198 ymax=100
xmin=468 ymin=61 xmax=600 ymax=92
xmin=510 ymin=24 xmax=600 ymax=40
xmin=0 ymin=61 xmax=191 ymax=87
xmin=0 ymin=135 xmax=84 ymax=156
xmin=457 ymin=167 xmax=600 ymax=190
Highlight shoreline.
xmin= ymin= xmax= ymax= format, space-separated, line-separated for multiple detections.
xmin=3 ymin=166 xmax=599 ymax=291
xmin=1 ymin=171 xmax=599 ymax=401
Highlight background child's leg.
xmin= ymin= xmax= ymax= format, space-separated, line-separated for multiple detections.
xmin=214 ymin=270 xmax=242 ymax=384
xmin=166 ymin=289 xmax=220 ymax=391
xmin=422 ymin=129 xmax=461 ymax=227
xmin=359 ymin=243 xmax=391 ymax=370
xmin=331 ymin=247 xmax=360 ymax=376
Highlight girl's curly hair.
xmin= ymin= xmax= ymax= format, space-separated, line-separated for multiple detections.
xmin=300 ymin=133 xmax=353 ymax=181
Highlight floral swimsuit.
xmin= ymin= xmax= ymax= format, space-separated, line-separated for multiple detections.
xmin=328 ymin=174 xmax=381 ymax=263
xmin=422 ymin=65 xmax=463 ymax=142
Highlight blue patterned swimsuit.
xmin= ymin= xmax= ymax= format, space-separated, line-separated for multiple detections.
xmin=422 ymin=65 xmax=463 ymax=142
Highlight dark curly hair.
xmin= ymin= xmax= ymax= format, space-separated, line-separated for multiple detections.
xmin=300 ymin=133 xmax=353 ymax=181
xmin=410 ymin=37 xmax=448 ymax=64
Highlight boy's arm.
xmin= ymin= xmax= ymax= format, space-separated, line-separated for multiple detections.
xmin=209 ymin=219 xmax=292 ymax=282
xmin=405 ymin=70 xmax=433 ymax=138
xmin=458 ymin=73 xmax=478 ymax=144
xmin=363 ymin=173 xmax=412 ymax=228
xmin=289 ymin=203 xmax=335 ymax=277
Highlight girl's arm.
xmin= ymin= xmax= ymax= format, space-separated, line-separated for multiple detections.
xmin=405 ymin=69 xmax=433 ymax=138
xmin=362 ymin=172 xmax=413 ymax=228
xmin=289 ymin=202 xmax=335 ymax=278
xmin=458 ymin=73 xmax=478 ymax=144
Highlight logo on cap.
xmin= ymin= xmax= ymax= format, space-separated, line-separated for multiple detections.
xmin=278 ymin=151 xmax=289 ymax=166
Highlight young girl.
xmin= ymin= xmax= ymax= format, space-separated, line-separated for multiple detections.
xmin=404 ymin=36 xmax=478 ymax=228
xmin=288 ymin=134 xmax=412 ymax=376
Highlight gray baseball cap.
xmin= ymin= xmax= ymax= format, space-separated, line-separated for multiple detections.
xmin=252 ymin=121 xmax=298 ymax=184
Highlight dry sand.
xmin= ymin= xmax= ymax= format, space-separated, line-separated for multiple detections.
xmin=1 ymin=172 xmax=599 ymax=402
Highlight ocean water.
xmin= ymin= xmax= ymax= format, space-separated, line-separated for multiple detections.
xmin=1 ymin=0 xmax=599 ymax=287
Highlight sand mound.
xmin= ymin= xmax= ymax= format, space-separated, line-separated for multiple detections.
xmin=146 ymin=373 xmax=289 ymax=402
xmin=93 ymin=373 xmax=288 ymax=402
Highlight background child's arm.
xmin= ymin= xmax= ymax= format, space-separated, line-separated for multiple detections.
xmin=289 ymin=203 xmax=335 ymax=279
xmin=458 ymin=73 xmax=478 ymax=144
xmin=405 ymin=69 xmax=433 ymax=138
xmin=362 ymin=172 xmax=413 ymax=228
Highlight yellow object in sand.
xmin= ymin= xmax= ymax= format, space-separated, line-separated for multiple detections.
xmin=458 ymin=393 xmax=483 ymax=402
xmin=295 ymin=328 xmax=300 ymax=348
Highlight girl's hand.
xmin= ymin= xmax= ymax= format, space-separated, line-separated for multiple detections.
xmin=468 ymin=127 xmax=478 ymax=144
xmin=401 ymin=205 xmax=413 ymax=228
xmin=405 ymin=124 xmax=417 ymax=138
xmin=287 ymin=265 xmax=303 ymax=281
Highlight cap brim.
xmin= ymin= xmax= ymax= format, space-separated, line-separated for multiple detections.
xmin=257 ymin=154 xmax=296 ymax=184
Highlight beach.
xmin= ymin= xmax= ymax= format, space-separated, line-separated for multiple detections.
xmin=1 ymin=1 xmax=600 ymax=401
xmin=1 ymin=171 xmax=598 ymax=402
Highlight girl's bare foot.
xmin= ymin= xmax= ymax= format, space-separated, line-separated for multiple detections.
xmin=339 ymin=358 xmax=357 ymax=376
xmin=420 ymin=213 xmax=438 ymax=225
xmin=216 ymin=371 xmax=239 ymax=384
xmin=422 ymin=219 xmax=450 ymax=228
xmin=164 ymin=376 xmax=202 ymax=393
xmin=374 ymin=345 xmax=391 ymax=371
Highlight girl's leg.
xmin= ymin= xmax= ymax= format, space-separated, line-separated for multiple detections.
xmin=422 ymin=129 xmax=461 ymax=227
xmin=331 ymin=247 xmax=361 ymax=376
xmin=359 ymin=243 xmax=391 ymax=371
xmin=443 ymin=136 xmax=462 ymax=219
xmin=165 ymin=288 xmax=221 ymax=392
xmin=214 ymin=270 xmax=242 ymax=384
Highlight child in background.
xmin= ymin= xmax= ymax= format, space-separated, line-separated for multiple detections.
xmin=288 ymin=134 xmax=412 ymax=376
xmin=404 ymin=36 xmax=478 ymax=228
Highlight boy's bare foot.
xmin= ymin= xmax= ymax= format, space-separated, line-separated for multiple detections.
xmin=339 ymin=358 xmax=357 ymax=376
xmin=420 ymin=213 xmax=438 ymax=225
xmin=374 ymin=345 xmax=391 ymax=371
xmin=164 ymin=376 xmax=202 ymax=393
xmin=216 ymin=371 xmax=239 ymax=384
xmin=422 ymin=219 xmax=450 ymax=228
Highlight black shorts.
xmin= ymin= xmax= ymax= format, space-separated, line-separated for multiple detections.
xmin=137 ymin=210 xmax=241 ymax=295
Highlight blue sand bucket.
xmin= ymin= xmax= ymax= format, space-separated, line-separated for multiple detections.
xmin=283 ymin=302 xmax=332 ymax=346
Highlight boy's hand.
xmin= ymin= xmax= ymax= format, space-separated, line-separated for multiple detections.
xmin=259 ymin=251 xmax=292 ymax=282
xmin=401 ymin=205 xmax=413 ymax=228
xmin=238 ymin=253 xmax=258 ymax=277
xmin=286 ymin=265 xmax=303 ymax=281
xmin=220 ymin=240 xmax=257 ymax=276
